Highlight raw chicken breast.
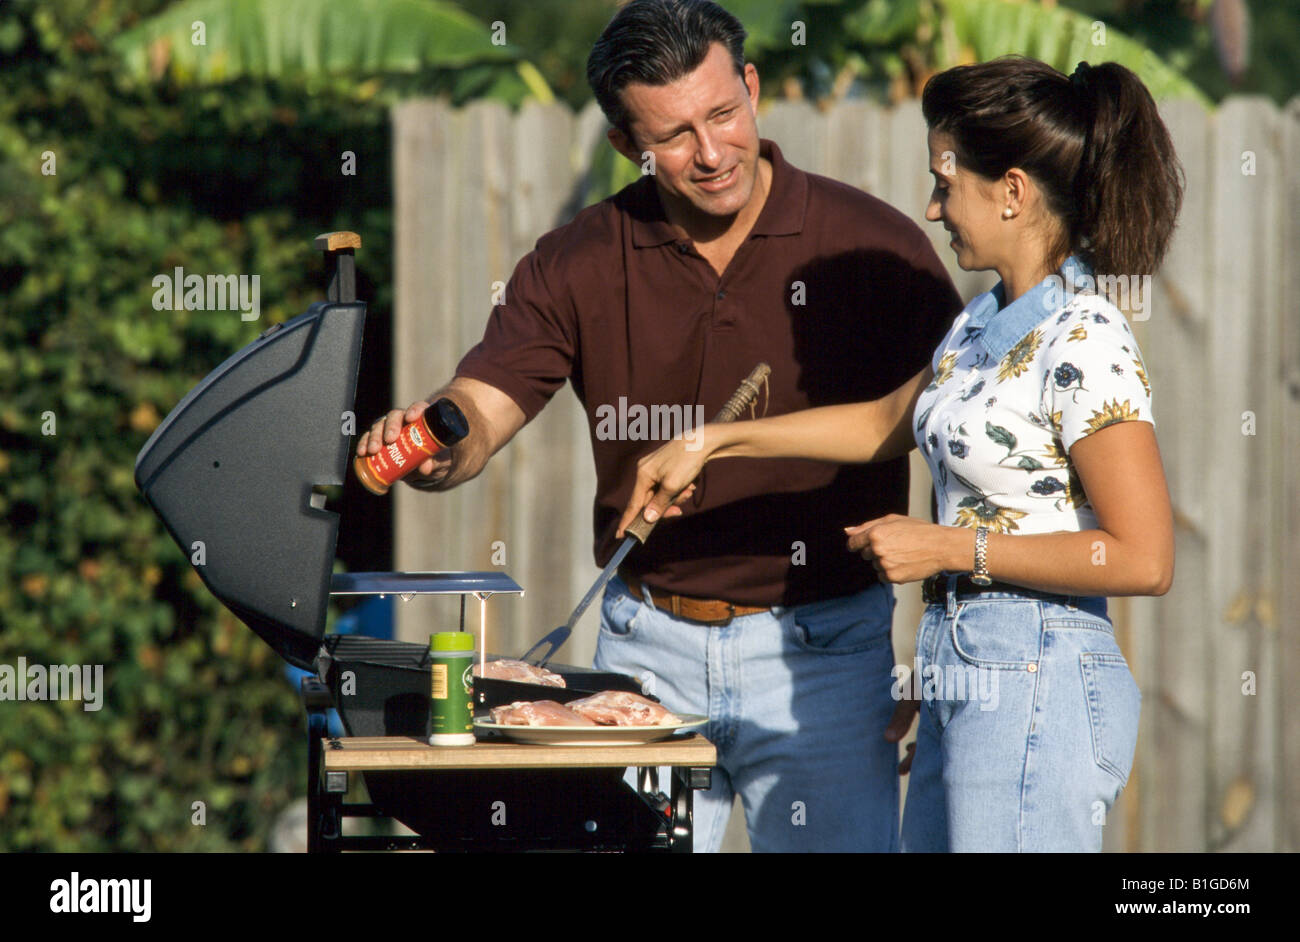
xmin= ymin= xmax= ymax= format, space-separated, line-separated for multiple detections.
xmin=473 ymin=658 xmax=566 ymax=688
xmin=566 ymin=691 xmax=681 ymax=727
xmin=488 ymin=700 xmax=596 ymax=727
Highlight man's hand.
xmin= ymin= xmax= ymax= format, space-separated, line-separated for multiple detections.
xmin=845 ymin=514 xmax=964 ymax=584
xmin=356 ymin=400 xmax=452 ymax=488
xmin=355 ymin=379 xmax=527 ymax=493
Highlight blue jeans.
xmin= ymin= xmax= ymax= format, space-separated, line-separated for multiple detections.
xmin=594 ymin=575 xmax=900 ymax=853
xmin=900 ymin=583 xmax=1141 ymax=852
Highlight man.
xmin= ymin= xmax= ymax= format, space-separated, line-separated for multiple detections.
xmin=359 ymin=0 xmax=960 ymax=852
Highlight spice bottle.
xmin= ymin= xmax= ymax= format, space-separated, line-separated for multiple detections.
xmin=428 ymin=631 xmax=476 ymax=746
xmin=354 ymin=397 xmax=469 ymax=495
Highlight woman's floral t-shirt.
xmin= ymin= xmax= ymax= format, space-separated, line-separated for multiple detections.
xmin=912 ymin=263 xmax=1155 ymax=535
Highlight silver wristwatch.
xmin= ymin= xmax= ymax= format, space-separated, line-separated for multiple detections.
xmin=970 ymin=526 xmax=993 ymax=586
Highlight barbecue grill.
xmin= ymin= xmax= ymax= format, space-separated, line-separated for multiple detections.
xmin=134 ymin=232 xmax=714 ymax=851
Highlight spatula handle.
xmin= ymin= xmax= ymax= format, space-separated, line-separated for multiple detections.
xmin=625 ymin=362 xmax=771 ymax=544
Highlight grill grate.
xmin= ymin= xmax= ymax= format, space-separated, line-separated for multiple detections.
xmin=323 ymin=634 xmax=428 ymax=668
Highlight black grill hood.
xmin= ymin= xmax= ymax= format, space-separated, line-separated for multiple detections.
xmin=134 ymin=301 xmax=365 ymax=670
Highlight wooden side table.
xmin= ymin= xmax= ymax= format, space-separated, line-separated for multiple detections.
xmin=305 ymin=682 xmax=716 ymax=852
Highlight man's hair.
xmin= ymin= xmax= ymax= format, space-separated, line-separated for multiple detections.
xmin=586 ymin=0 xmax=747 ymax=136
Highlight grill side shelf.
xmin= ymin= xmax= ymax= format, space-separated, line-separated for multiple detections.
xmin=329 ymin=571 xmax=523 ymax=597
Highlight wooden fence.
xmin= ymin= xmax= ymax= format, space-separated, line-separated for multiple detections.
xmin=389 ymin=96 xmax=1300 ymax=852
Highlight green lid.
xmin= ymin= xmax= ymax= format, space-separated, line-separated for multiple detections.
xmin=430 ymin=631 xmax=475 ymax=651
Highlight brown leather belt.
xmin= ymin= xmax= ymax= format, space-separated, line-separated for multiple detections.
xmin=618 ymin=570 xmax=769 ymax=625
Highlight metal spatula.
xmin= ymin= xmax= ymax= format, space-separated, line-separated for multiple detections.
xmin=521 ymin=363 xmax=771 ymax=667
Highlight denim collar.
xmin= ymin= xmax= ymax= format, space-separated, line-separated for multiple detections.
xmin=969 ymin=256 xmax=1092 ymax=361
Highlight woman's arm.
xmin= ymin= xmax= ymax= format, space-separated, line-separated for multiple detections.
xmin=710 ymin=364 xmax=932 ymax=463
xmin=850 ymin=421 xmax=1174 ymax=597
xmin=616 ymin=365 xmax=933 ymax=536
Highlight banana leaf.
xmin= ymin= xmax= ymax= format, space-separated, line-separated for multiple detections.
xmin=112 ymin=0 xmax=528 ymax=83
xmin=943 ymin=0 xmax=1210 ymax=104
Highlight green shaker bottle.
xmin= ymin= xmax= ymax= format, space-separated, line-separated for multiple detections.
xmin=429 ymin=631 xmax=475 ymax=746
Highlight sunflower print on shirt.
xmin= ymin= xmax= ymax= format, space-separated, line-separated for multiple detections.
xmin=948 ymin=466 xmax=1029 ymax=534
xmin=929 ymin=351 xmax=958 ymax=389
xmin=911 ymin=290 xmax=1154 ymax=538
xmin=996 ymin=328 xmax=1043 ymax=383
xmin=954 ymin=504 xmax=1029 ymax=533
xmin=1132 ymin=357 xmax=1150 ymax=396
xmin=1083 ymin=399 xmax=1142 ymax=436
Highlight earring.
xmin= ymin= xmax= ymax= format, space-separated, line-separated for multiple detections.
xmin=1002 ymin=208 xmax=1013 ymax=218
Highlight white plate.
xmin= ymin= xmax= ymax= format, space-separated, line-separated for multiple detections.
xmin=473 ymin=714 xmax=707 ymax=746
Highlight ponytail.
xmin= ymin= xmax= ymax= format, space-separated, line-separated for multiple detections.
xmin=1070 ymin=61 xmax=1184 ymax=278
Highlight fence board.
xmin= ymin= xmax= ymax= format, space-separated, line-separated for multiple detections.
xmin=1279 ymin=97 xmax=1300 ymax=853
xmin=1205 ymin=98 xmax=1279 ymax=851
xmin=1129 ymin=98 xmax=1212 ymax=852
xmin=759 ymin=100 xmax=818 ymax=175
xmin=507 ymin=103 xmax=588 ymax=660
xmin=392 ymin=100 xmax=472 ymax=640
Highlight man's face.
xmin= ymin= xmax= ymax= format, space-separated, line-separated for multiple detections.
xmin=611 ymin=42 xmax=762 ymax=221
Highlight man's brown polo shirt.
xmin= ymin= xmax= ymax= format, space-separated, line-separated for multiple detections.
xmin=456 ymin=139 xmax=962 ymax=607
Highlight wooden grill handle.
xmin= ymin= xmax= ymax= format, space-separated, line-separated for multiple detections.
xmin=315 ymin=231 xmax=361 ymax=303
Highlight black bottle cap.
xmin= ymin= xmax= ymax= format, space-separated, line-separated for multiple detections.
xmin=426 ymin=397 xmax=469 ymax=447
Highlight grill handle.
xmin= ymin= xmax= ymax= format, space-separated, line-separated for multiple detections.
xmin=315 ymin=231 xmax=361 ymax=303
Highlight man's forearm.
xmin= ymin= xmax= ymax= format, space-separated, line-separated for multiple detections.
xmin=406 ymin=376 xmax=525 ymax=491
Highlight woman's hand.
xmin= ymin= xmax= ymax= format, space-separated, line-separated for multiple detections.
xmin=615 ymin=437 xmax=709 ymax=537
xmin=845 ymin=514 xmax=968 ymax=584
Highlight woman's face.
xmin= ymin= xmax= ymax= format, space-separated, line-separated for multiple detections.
xmin=924 ymin=129 xmax=1007 ymax=272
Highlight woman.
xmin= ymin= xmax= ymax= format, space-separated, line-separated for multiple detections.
xmin=617 ymin=57 xmax=1181 ymax=852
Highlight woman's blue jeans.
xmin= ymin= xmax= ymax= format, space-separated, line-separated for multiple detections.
xmin=901 ymin=582 xmax=1141 ymax=852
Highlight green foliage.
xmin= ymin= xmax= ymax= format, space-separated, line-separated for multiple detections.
xmin=113 ymin=0 xmax=554 ymax=105
xmin=3 ymin=0 xmax=556 ymax=850
xmin=944 ymin=0 xmax=1209 ymax=104
xmin=721 ymin=0 xmax=806 ymax=51
xmin=716 ymin=0 xmax=1209 ymax=105
xmin=0 ymin=0 xmax=401 ymax=850
xmin=1065 ymin=0 xmax=1300 ymax=106
xmin=581 ymin=129 xmax=645 ymax=209
xmin=443 ymin=0 xmax=620 ymax=109
xmin=114 ymin=0 xmax=513 ymax=76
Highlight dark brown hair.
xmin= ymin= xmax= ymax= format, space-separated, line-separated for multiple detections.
xmin=922 ymin=57 xmax=1184 ymax=278
xmin=586 ymin=0 xmax=747 ymax=137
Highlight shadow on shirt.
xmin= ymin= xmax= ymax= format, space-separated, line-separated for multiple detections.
xmin=612 ymin=248 xmax=958 ymax=609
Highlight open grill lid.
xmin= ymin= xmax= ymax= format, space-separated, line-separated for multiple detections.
xmin=134 ymin=295 xmax=365 ymax=671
